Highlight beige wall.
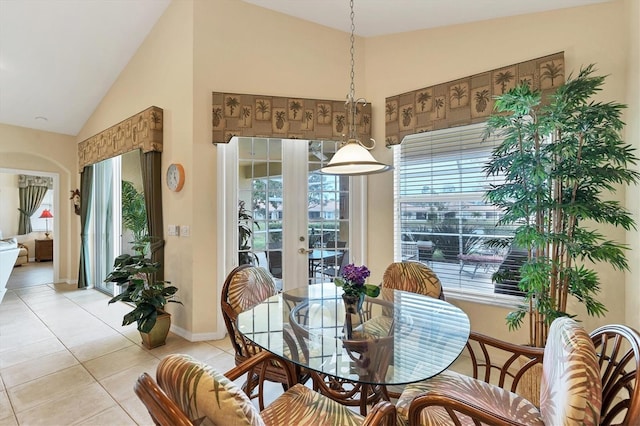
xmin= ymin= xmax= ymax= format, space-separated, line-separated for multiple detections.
xmin=0 ymin=123 xmax=79 ymax=283
xmin=75 ymin=0 xmax=638 ymax=340
xmin=624 ymin=0 xmax=640 ymax=328
xmin=77 ymin=0 xmax=196 ymax=334
xmin=365 ymin=0 xmax=637 ymax=338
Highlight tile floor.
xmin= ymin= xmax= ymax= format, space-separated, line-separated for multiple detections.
xmin=0 ymin=266 xmax=472 ymax=425
xmin=0 ymin=283 xmax=239 ymax=425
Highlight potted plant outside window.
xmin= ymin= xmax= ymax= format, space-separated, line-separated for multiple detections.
xmin=484 ymin=64 xmax=640 ymax=348
xmin=106 ymin=236 xmax=181 ymax=348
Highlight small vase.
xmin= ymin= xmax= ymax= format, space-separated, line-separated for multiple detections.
xmin=342 ymin=293 xmax=364 ymax=314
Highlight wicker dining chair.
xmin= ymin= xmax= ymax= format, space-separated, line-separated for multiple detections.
xmin=134 ymin=351 xmax=397 ymax=426
xmin=221 ymin=264 xmax=303 ymax=408
xmin=397 ymin=317 xmax=602 ymax=425
xmin=589 ymin=324 xmax=640 ymax=425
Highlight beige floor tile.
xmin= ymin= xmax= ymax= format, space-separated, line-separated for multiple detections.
xmin=0 ymin=414 xmax=18 ymax=426
xmin=201 ymin=349 xmax=236 ymax=373
xmin=0 ymin=338 xmax=67 ymax=370
xmin=118 ymin=394 xmax=156 ymax=426
xmin=0 ymin=390 xmax=15 ymax=422
xmin=67 ymin=332 xmax=135 ymax=362
xmin=148 ymin=338 xmax=227 ymax=361
xmin=83 ymin=345 xmax=158 ymax=380
xmin=99 ymin=359 xmax=160 ymax=402
xmin=208 ymin=336 xmax=234 ymax=352
xmin=0 ymin=329 xmax=55 ymax=353
xmin=7 ymin=365 xmax=95 ymax=413
xmin=14 ymin=382 xmax=116 ymax=426
xmin=72 ymin=404 xmax=138 ymax=426
xmin=1 ymin=350 xmax=79 ymax=388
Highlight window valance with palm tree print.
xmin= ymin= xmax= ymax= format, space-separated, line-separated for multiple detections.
xmin=384 ymin=52 xmax=564 ymax=146
xmin=212 ymin=92 xmax=371 ymax=144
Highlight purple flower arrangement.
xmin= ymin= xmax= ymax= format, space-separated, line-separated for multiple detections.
xmin=335 ymin=263 xmax=380 ymax=298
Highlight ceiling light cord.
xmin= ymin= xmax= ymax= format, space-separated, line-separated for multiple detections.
xmin=346 ymin=0 xmax=374 ymax=149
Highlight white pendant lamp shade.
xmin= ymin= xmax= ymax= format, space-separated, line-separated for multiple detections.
xmin=318 ymin=0 xmax=392 ymax=176
xmin=320 ymin=139 xmax=392 ymax=175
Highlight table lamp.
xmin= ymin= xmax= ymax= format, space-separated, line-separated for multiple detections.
xmin=39 ymin=209 xmax=53 ymax=239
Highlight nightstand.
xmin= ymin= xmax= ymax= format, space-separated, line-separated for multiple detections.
xmin=35 ymin=239 xmax=53 ymax=262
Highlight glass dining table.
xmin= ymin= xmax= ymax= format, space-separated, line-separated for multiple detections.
xmin=237 ymin=282 xmax=470 ymax=411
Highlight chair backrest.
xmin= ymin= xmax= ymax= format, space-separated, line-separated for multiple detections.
xmin=540 ymin=317 xmax=602 ymax=426
xmin=156 ymin=354 xmax=264 ymax=426
xmin=382 ymin=261 xmax=444 ymax=300
xmin=221 ymin=264 xmax=278 ymax=358
xmin=266 ymin=250 xmax=283 ymax=278
xmin=134 ymin=372 xmax=193 ymax=426
xmin=589 ymin=324 xmax=640 ymax=426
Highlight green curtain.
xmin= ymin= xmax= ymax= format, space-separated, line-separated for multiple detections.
xmin=18 ymin=185 xmax=48 ymax=235
xmin=141 ymin=151 xmax=164 ymax=281
xmin=78 ymin=165 xmax=93 ymax=288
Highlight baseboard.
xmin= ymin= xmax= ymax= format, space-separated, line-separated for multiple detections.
xmin=169 ymin=323 xmax=226 ymax=342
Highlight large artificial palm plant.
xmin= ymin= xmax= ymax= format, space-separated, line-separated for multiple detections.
xmin=484 ymin=65 xmax=640 ymax=347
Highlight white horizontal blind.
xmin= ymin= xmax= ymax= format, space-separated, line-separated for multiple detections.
xmin=393 ymin=123 xmax=521 ymax=305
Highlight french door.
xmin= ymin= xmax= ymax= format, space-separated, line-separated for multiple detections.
xmin=219 ymin=137 xmax=367 ymax=291
xmin=91 ymin=155 xmax=122 ymax=295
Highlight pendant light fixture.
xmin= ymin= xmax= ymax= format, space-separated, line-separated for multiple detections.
xmin=319 ymin=0 xmax=392 ymax=175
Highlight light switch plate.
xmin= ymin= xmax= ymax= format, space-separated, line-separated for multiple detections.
xmin=168 ymin=225 xmax=180 ymax=236
xmin=180 ymin=225 xmax=190 ymax=237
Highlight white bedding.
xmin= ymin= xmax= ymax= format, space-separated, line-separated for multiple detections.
xmin=0 ymin=237 xmax=19 ymax=303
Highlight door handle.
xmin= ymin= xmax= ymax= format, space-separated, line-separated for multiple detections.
xmin=298 ymin=248 xmax=312 ymax=254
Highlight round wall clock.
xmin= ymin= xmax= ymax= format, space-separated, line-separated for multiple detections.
xmin=166 ymin=163 xmax=185 ymax=192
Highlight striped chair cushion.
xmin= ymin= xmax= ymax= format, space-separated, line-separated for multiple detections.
xmin=540 ymin=317 xmax=602 ymax=425
xmin=157 ymin=354 xmax=264 ymax=426
xmin=261 ymin=383 xmax=365 ymax=426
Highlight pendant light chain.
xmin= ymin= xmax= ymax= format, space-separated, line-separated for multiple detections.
xmin=348 ymin=0 xmax=357 ymax=140
xmin=319 ymin=0 xmax=392 ymax=175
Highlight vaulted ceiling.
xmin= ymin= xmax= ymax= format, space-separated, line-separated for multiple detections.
xmin=0 ymin=0 xmax=611 ymax=136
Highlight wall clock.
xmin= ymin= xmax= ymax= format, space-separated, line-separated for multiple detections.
xmin=166 ymin=163 xmax=185 ymax=192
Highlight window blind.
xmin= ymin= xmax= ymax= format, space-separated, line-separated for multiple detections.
xmin=393 ymin=123 xmax=522 ymax=305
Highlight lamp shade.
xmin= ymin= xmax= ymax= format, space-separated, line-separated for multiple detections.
xmin=39 ymin=209 xmax=53 ymax=219
xmin=320 ymin=140 xmax=393 ymax=175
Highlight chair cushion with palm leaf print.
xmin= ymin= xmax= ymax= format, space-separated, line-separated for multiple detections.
xmin=355 ymin=262 xmax=444 ymax=340
xmin=227 ymin=265 xmax=278 ymax=315
xmin=397 ymin=317 xmax=601 ymax=425
xmin=382 ymin=261 xmax=444 ymax=300
xmin=396 ymin=369 xmax=544 ymax=426
xmin=156 ymin=354 xmax=376 ymax=426
xmin=157 ymin=353 xmax=264 ymax=426
xmin=261 ymin=383 xmax=366 ymax=426
xmin=540 ymin=317 xmax=602 ymax=425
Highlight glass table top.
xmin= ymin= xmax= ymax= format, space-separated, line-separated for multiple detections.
xmin=237 ymin=283 xmax=470 ymax=386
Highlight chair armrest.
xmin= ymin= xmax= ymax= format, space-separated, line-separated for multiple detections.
xmin=408 ymin=392 xmax=522 ymax=426
xmin=224 ymin=350 xmax=296 ymax=387
xmin=465 ymin=331 xmax=544 ymax=392
xmin=362 ymin=400 xmax=397 ymax=426
xmin=134 ymin=372 xmax=193 ymax=426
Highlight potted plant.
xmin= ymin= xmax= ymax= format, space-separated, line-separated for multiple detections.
xmin=238 ymin=200 xmax=259 ymax=265
xmin=106 ymin=236 xmax=181 ymax=348
xmin=484 ymin=64 xmax=640 ymax=347
xmin=121 ymin=180 xmax=147 ymax=244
